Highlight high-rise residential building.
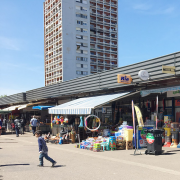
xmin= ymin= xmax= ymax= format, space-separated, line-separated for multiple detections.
xmin=44 ymin=0 xmax=118 ymax=86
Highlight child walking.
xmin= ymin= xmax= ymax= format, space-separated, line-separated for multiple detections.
xmin=35 ymin=130 xmax=57 ymax=167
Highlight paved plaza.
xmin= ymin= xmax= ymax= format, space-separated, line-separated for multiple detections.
xmin=1 ymin=133 xmax=180 ymax=180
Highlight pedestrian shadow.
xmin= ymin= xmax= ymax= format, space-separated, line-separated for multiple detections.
xmin=0 ymin=175 xmax=3 ymax=180
xmin=0 ymin=164 xmax=30 ymax=167
xmin=0 ymin=142 xmax=18 ymax=143
xmin=44 ymin=165 xmax=66 ymax=168
xmin=53 ymin=165 xmax=66 ymax=168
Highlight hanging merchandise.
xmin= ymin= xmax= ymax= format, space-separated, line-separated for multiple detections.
xmin=79 ymin=116 xmax=84 ymax=128
xmin=64 ymin=117 xmax=68 ymax=124
xmin=60 ymin=116 xmax=64 ymax=125
xmin=84 ymin=115 xmax=101 ymax=131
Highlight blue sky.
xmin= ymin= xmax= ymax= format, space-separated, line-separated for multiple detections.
xmin=0 ymin=0 xmax=180 ymax=96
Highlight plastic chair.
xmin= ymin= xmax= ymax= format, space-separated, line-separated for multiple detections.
xmin=101 ymin=139 xmax=110 ymax=151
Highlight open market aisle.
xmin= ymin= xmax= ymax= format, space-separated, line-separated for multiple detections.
xmin=0 ymin=133 xmax=180 ymax=180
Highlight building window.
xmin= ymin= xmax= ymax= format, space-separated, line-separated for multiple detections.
xmin=77 ymin=20 xmax=81 ymax=24
xmin=81 ymin=7 xmax=87 ymax=11
xmin=76 ymin=70 xmax=81 ymax=75
xmin=76 ymin=0 xmax=81 ymax=2
xmin=82 ymin=21 xmax=87 ymax=25
xmin=83 ymin=64 xmax=88 ymax=68
xmin=83 ymin=43 xmax=88 ymax=47
xmin=76 ymin=35 xmax=82 ymax=39
xmin=77 ymin=63 xmax=81 ymax=67
xmin=82 ymin=0 xmax=87 ymax=4
xmin=76 ymin=27 xmax=81 ymax=32
xmin=83 ymin=50 xmax=88 ymax=54
xmin=76 ymin=13 xmax=81 ymax=17
xmin=83 ymin=29 xmax=88 ymax=33
xmin=76 ymin=57 xmax=88 ymax=61
xmin=81 ymin=14 xmax=87 ymax=19
xmin=76 ymin=56 xmax=81 ymax=60
xmin=83 ymin=71 xmax=88 ymax=75
xmin=76 ymin=50 xmax=81 ymax=53
xmin=82 ymin=57 xmax=88 ymax=61
xmin=83 ymin=36 xmax=88 ymax=40
xmin=76 ymin=6 xmax=81 ymax=10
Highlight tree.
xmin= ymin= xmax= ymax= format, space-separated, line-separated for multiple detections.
xmin=0 ymin=95 xmax=7 ymax=98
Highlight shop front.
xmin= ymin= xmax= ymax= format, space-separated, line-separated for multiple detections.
xmin=46 ymin=92 xmax=139 ymax=149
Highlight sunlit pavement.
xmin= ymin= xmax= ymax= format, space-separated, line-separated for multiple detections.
xmin=0 ymin=133 xmax=180 ymax=180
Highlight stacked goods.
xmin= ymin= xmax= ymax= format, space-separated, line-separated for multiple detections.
xmin=163 ymin=127 xmax=171 ymax=147
xmin=49 ymin=136 xmax=60 ymax=144
xmin=93 ymin=143 xmax=101 ymax=152
xmin=110 ymin=136 xmax=116 ymax=150
xmin=124 ymin=129 xmax=133 ymax=150
xmin=170 ymin=122 xmax=179 ymax=148
xmin=116 ymin=140 xmax=126 ymax=150
xmin=126 ymin=141 xmax=133 ymax=150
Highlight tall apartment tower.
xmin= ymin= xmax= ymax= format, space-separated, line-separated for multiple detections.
xmin=44 ymin=0 xmax=118 ymax=86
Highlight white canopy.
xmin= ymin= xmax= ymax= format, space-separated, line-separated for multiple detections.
xmin=48 ymin=92 xmax=133 ymax=115
xmin=2 ymin=105 xmax=20 ymax=111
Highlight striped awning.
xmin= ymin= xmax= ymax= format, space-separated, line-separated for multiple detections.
xmin=48 ymin=92 xmax=133 ymax=115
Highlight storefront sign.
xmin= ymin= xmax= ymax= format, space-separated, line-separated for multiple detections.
xmin=117 ymin=74 xmax=132 ymax=84
xmin=102 ymin=107 xmax=106 ymax=113
xmin=175 ymin=100 xmax=180 ymax=106
xmin=167 ymin=90 xmax=180 ymax=97
xmin=138 ymin=70 xmax=149 ymax=81
xmin=162 ymin=65 xmax=175 ymax=75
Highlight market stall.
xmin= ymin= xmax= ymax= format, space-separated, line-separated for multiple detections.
xmin=47 ymin=92 xmax=139 ymax=147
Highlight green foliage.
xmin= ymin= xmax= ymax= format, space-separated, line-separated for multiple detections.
xmin=0 ymin=95 xmax=7 ymax=98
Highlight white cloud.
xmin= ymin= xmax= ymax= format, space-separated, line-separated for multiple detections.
xmin=163 ymin=7 xmax=175 ymax=14
xmin=133 ymin=3 xmax=152 ymax=11
xmin=0 ymin=36 xmax=21 ymax=51
xmin=132 ymin=3 xmax=175 ymax=15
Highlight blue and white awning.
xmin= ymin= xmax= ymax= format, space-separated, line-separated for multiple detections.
xmin=48 ymin=92 xmax=134 ymax=115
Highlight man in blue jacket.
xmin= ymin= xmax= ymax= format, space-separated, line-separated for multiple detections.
xmin=35 ymin=130 xmax=56 ymax=167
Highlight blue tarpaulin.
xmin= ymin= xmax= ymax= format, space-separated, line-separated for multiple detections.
xmin=32 ymin=106 xmax=54 ymax=110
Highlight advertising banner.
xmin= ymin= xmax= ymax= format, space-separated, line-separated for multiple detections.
xmin=132 ymin=100 xmax=136 ymax=148
xmin=134 ymin=105 xmax=144 ymax=127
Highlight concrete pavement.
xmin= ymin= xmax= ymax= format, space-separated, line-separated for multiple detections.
xmin=0 ymin=133 xmax=180 ymax=180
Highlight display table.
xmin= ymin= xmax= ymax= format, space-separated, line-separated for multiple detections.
xmin=36 ymin=125 xmax=51 ymax=133
xmin=52 ymin=124 xmax=62 ymax=136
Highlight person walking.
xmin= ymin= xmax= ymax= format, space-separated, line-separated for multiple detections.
xmin=20 ymin=118 xmax=25 ymax=134
xmin=0 ymin=119 xmax=2 ymax=136
xmin=35 ymin=130 xmax=56 ymax=167
xmin=14 ymin=117 xmax=21 ymax=137
xmin=30 ymin=116 xmax=38 ymax=136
